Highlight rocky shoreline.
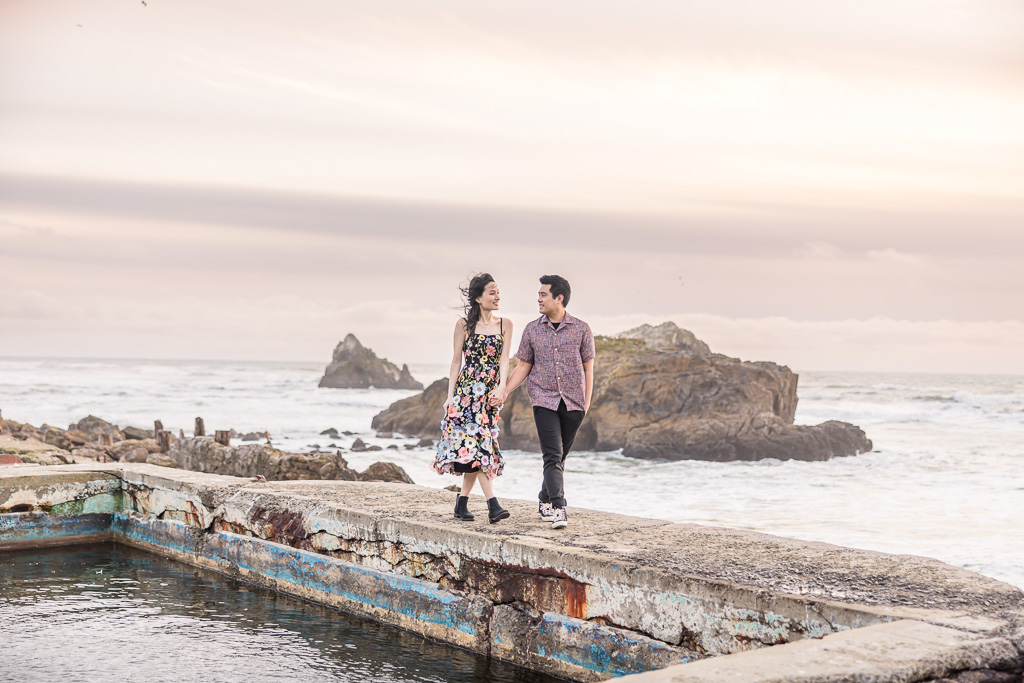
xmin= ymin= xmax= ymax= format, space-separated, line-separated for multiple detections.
xmin=0 ymin=410 xmax=413 ymax=484
xmin=373 ymin=322 xmax=873 ymax=462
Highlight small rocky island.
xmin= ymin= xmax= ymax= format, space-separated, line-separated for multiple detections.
xmin=372 ymin=322 xmax=873 ymax=462
xmin=319 ymin=333 xmax=423 ymax=390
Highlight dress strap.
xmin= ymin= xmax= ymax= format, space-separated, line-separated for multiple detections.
xmin=500 ymin=318 xmax=503 ymax=335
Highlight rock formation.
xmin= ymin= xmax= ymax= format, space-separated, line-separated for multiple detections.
xmin=1 ymin=411 xmax=415 ymax=483
xmin=372 ymin=322 xmax=872 ymax=462
xmin=167 ymin=437 xmax=413 ymax=483
xmin=319 ymin=334 xmax=423 ymax=390
xmin=615 ymin=322 xmax=712 ymax=355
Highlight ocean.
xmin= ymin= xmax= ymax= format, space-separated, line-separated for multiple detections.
xmin=1 ymin=357 xmax=1021 ymax=590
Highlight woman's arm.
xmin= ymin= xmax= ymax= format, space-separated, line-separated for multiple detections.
xmin=489 ymin=319 xmax=514 ymax=405
xmin=444 ymin=320 xmax=467 ymax=412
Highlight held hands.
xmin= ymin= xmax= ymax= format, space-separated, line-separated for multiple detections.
xmin=487 ymin=388 xmax=506 ymax=408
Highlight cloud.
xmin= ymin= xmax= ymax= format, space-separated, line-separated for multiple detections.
xmin=586 ymin=312 xmax=1024 ymax=374
xmin=796 ymin=242 xmax=842 ymax=259
xmin=2 ymin=173 xmax=1023 ymax=262
xmin=2 ymin=286 xmax=1022 ymax=375
xmin=867 ymin=248 xmax=924 ymax=266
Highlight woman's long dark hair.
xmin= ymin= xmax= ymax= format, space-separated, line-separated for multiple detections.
xmin=461 ymin=273 xmax=495 ymax=335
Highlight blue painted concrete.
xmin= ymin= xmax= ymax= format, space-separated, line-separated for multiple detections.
xmin=114 ymin=513 xmax=487 ymax=638
xmin=0 ymin=511 xmax=112 ymax=545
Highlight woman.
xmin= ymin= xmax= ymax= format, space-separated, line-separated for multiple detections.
xmin=433 ymin=273 xmax=513 ymax=523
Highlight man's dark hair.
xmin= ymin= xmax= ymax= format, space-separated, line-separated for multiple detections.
xmin=540 ymin=274 xmax=571 ymax=307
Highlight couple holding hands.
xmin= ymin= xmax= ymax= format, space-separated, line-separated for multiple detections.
xmin=431 ymin=274 xmax=595 ymax=530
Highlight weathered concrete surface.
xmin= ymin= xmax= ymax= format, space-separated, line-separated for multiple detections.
xmin=1 ymin=463 xmax=1022 ymax=682
xmin=618 ymin=620 xmax=1022 ymax=682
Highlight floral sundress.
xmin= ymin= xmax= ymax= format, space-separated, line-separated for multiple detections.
xmin=433 ymin=323 xmax=505 ymax=479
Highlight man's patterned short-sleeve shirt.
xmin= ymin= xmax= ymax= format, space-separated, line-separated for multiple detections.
xmin=515 ymin=312 xmax=595 ymax=411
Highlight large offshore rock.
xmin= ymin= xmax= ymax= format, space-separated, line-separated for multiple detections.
xmin=372 ymin=322 xmax=872 ymax=462
xmin=318 ymin=333 xmax=423 ymax=390
xmin=372 ymin=378 xmax=449 ymax=437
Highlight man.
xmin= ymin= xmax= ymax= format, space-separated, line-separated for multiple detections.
xmin=503 ymin=275 xmax=595 ymax=529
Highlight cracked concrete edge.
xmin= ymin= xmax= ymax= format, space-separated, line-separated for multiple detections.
xmin=112 ymin=511 xmax=691 ymax=681
xmin=616 ymin=620 xmax=1022 ymax=683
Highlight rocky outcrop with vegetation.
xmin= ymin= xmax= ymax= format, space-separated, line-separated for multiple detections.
xmin=372 ymin=322 xmax=872 ymax=462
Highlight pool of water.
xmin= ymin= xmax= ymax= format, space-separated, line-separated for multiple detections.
xmin=0 ymin=544 xmax=563 ymax=682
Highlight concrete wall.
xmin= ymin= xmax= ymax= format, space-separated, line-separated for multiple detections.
xmin=2 ymin=463 xmax=1022 ymax=682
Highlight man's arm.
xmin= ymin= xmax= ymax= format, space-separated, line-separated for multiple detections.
xmin=580 ymin=323 xmax=596 ymax=413
xmin=583 ymin=359 xmax=594 ymax=413
xmin=504 ymin=360 xmax=533 ymax=399
xmin=502 ymin=325 xmax=535 ymax=401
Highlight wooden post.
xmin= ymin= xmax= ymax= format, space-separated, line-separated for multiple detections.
xmin=156 ymin=430 xmax=172 ymax=453
xmin=154 ymin=420 xmax=164 ymax=434
xmin=214 ymin=430 xmax=230 ymax=446
xmin=194 ymin=417 xmax=205 ymax=437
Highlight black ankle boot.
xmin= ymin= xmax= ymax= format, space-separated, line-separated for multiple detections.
xmin=454 ymin=494 xmax=475 ymax=521
xmin=487 ymin=497 xmax=510 ymax=523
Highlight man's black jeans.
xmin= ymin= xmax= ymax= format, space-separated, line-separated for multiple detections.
xmin=533 ymin=399 xmax=585 ymax=509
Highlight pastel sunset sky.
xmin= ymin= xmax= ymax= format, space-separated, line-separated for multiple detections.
xmin=2 ymin=0 xmax=1022 ymax=373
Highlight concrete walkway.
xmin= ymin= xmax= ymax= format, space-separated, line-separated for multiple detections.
xmin=2 ymin=463 xmax=1022 ymax=682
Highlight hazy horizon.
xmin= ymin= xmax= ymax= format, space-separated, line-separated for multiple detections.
xmin=2 ymin=0 xmax=1022 ymax=374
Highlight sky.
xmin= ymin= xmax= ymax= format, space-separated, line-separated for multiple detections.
xmin=1 ymin=0 xmax=1022 ymax=374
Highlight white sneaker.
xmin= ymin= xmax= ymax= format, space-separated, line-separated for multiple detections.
xmin=551 ymin=507 xmax=567 ymax=529
xmin=538 ymin=502 xmax=556 ymax=522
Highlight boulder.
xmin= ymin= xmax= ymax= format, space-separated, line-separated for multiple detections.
xmin=71 ymin=415 xmax=122 ymax=441
xmin=240 ymin=432 xmax=262 ymax=442
xmin=372 ymin=323 xmax=873 ymax=462
xmin=351 ymin=438 xmax=367 ymax=452
xmin=66 ymin=430 xmax=90 ymax=446
xmin=320 ymin=428 xmax=340 ymax=438
xmin=43 ymin=428 xmax=73 ymax=451
xmin=121 ymin=447 xmax=151 ymax=463
xmin=122 ymin=426 xmax=154 ymax=440
xmin=359 ymin=461 xmax=415 ymax=484
xmin=145 ymin=452 xmax=178 ymax=468
xmin=106 ymin=440 xmax=153 ymax=461
xmin=71 ymin=447 xmax=107 ymax=460
xmin=318 ymin=334 xmax=423 ymax=390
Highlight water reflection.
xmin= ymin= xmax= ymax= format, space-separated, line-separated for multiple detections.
xmin=0 ymin=544 xmax=562 ymax=682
